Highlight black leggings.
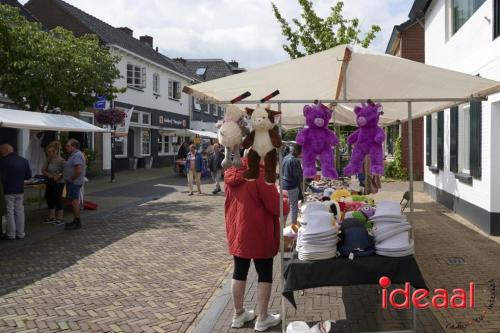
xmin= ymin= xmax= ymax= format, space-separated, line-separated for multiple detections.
xmin=233 ymin=256 xmax=273 ymax=283
xmin=46 ymin=183 xmax=64 ymax=210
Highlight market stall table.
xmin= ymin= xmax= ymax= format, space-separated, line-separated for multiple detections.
xmin=24 ymin=182 xmax=46 ymax=209
xmin=283 ymin=254 xmax=427 ymax=332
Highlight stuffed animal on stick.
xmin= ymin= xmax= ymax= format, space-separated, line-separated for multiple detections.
xmin=216 ymin=106 xmax=249 ymax=169
xmin=242 ymin=105 xmax=282 ymax=184
xmin=296 ymin=103 xmax=339 ymax=179
xmin=344 ymin=99 xmax=385 ymax=176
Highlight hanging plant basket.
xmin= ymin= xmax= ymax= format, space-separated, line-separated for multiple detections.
xmin=95 ymin=108 xmax=126 ymax=127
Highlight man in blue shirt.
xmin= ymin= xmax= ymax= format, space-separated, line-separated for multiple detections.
xmin=281 ymin=144 xmax=303 ymax=225
xmin=0 ymin=144 xmax=31 ymax=240
xmin=63 ymin=139 xmax=86 ymax=230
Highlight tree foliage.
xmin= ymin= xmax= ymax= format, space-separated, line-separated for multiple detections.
xmin=385 ymin=137 xmax=407 ymax=180
xmin=272 ymin=0 xmax=381 ymax=59
xmin=0 ymin=4 xmax=124 ymax=112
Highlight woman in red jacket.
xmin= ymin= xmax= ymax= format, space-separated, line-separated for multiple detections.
xmin=224 ymin=158 xmax=289 ymax=331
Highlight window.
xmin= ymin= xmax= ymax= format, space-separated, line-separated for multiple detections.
xmin=452 ymin=0 xmax=486 ymax=34
xmin=127 ymin=63 xmax=146 ymax=89
xmin=153 ymin=73 xmax=160 ymax=94
xmin=168 ymin=79 xmax=182 ymax=100
xmin=115 ymin=137 xmax=127 ymax=157
xmin=218 ymin=106 xmax=224 ymax=117
xmin=494 ymin=0 xmax=500 ymax=39
xmin=203 ymin=103 xmax=210 ymax=114
xmin=194 ymin=97 xmax=201 ymax=112
xmin=196 ymin=67 xmax=207 ymax=76
xmin=131 ymin=111 xmax=139 ymax=123
xmin=141 ymin=128 xmax=151 ymax=156
xmin=130 ymin=111 xmax=150 ymax=125
xmin=458 ymin=104 xmax=471 ymax=174
xmin=211 ymin=104 xmax=217 ymax=116
xmin=158 ymin=135 xmax=170 ymax=155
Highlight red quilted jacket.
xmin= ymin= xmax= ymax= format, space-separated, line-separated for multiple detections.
xmin=224 ymin=159 xmax=290 ymax=259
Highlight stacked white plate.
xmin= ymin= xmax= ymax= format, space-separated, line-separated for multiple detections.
xmin=297 ymin=211 xmax=339 ymax=261
xmin=370 ymin=201 xmax=414 ymax=257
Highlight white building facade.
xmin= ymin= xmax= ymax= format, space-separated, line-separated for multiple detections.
xmin=108 ymin=46 xmax=196 ymax=171
xmin=414 ymin=0 xmax=500 ymax=235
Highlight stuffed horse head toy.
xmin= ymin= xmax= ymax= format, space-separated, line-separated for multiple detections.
xmin=296 ymin=103 xmax=339 ymax=179
xmin=343 ymin=99 xmax=385 ymax=176
xmin=242 ymin=105 xmax=282 ymax=184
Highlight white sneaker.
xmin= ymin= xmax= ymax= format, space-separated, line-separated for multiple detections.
xmin=254 ymin=313 xmax=281 ymax=332
xmin=231 ymin=309 xmax=256 ymax=328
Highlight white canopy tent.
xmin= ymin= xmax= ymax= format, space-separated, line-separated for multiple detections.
xmin=0 ymin=108 xmax=107 ymax=132
xmin=185 ymin=129 xmax=218 ymax=139
xmin=183 ymin=44 xmax=500 ymax=333
xmin=184 ymin=45 xmax=500 ymax=126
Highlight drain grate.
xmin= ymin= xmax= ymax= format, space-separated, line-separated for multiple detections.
xmin=445 ymin=257 xmax=466 ymax=265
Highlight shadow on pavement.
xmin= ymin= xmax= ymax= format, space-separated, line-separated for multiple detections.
xmin=0 ymin=198 xmax=216 ymax=298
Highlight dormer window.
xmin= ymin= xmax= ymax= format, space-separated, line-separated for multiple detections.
xmin=196 ymin=67 xmax=207 ymax=76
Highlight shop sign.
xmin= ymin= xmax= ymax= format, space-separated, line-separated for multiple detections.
xmin=115 ymin=107 xmax=134 ymax=137
xmin=158 ymin=114 xmax=188 ymax=129
xmin=94 ymin=96 xmax=106 ymax=110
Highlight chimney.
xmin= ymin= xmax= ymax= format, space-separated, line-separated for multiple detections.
xmin=139 ymin=35 xmax=153 ymax=48
xmin=228 ymin=60 xmax=239 ymax=68
xmin=174 ymin=57 xmax=186 ymax=66
xmin=118 ymin=27 xmax=133 ymax=36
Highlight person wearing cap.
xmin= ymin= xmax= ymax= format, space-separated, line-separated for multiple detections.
xmin=225 ymin=158 xmax=290 ymax=331
xmin=281 ymin=144 xmax=303 ymax=225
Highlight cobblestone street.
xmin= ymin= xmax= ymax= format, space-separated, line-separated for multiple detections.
xmin=0 ymin=177 xmax=232 ymax=333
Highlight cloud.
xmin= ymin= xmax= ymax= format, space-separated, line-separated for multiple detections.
xmin=20 ymin=0 xmax=413 ymax=68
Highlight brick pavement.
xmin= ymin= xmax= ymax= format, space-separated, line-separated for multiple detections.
xmin=0 ymin=180 xmax=233 ymax=333
xmin=208 ymin=183 xmax=500 ymax=333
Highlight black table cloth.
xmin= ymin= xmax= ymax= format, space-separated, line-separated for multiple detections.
xmin=283 ymin=254 xmax=427 ymax=308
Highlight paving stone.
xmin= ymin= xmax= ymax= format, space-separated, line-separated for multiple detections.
xmin=0 ymin=181 xmax=231 ymax=333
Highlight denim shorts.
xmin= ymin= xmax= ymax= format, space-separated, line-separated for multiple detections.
xmin=66 ymin=182 xmax=82 ymax=200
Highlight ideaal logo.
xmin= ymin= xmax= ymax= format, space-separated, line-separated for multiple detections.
xmin=379 ymin=276 xmax=497 ymax=330
xmin=379 ymin=276 xmax=475 ymax=310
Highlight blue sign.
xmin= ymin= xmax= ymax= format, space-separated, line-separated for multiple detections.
xmin=94 ymin=96 xmax=106 ymax=109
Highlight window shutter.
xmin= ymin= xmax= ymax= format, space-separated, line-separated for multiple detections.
xmin=426 ymin=115 xmax=431 ymax=166
xmin=437 ymin=111 xmax=444 ymax=170
xmin=168 ymin=80 xmax=173 ymax=98
xmin=449 ymin=107 xmax=459 ymax=173
xmin=469 ymin=101 xmax=482 ymax=179
xmin=141 ymin=67 xmax=146 ymax=88
xmin=156 ymin=74 xmax=160 ymax=92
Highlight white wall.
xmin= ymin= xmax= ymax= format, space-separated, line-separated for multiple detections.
xmin=424 ymin=0 xmax=500 ymax=212
xmin=111 ymin=48 xmax=192 ymax=117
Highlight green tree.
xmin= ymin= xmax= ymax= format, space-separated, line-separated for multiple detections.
xmin=272 ymin=0 xmax=381 ymax=59
xmin=0 ymin=5 xmax=124 ymax=112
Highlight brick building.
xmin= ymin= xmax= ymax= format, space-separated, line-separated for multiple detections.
xmin=386 ymin=19 xmax=425 ymax=180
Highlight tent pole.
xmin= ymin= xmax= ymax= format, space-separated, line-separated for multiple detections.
xmin=407 ymin=102 xmax=414 ymax=233
xmin=278 ymin=102 xmax=286 ymax=332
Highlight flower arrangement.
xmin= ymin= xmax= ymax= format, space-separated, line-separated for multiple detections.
xmin=95 ymin=108 xmax=126 ymax=126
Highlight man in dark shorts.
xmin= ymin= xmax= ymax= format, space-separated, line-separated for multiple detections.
xmin=63 ymin=139 xmax=86 ymax=230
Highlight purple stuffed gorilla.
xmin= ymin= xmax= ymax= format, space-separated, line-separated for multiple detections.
xmin=296 ymin=104 xmax=339 ymax=179
xmin=344 ymin=100 xmax=385 ymax=176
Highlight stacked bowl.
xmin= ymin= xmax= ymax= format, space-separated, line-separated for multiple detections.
xmin=370 ymin=201 xmax=414 ymax=257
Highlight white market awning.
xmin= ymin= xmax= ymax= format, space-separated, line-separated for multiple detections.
xmin=186 ymin=129 xmax=218 ymax=139
xmin=0 ymin=108 xmax=107 ymax=132
xmin=183 ymin=45 xmax=500 ymax=126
